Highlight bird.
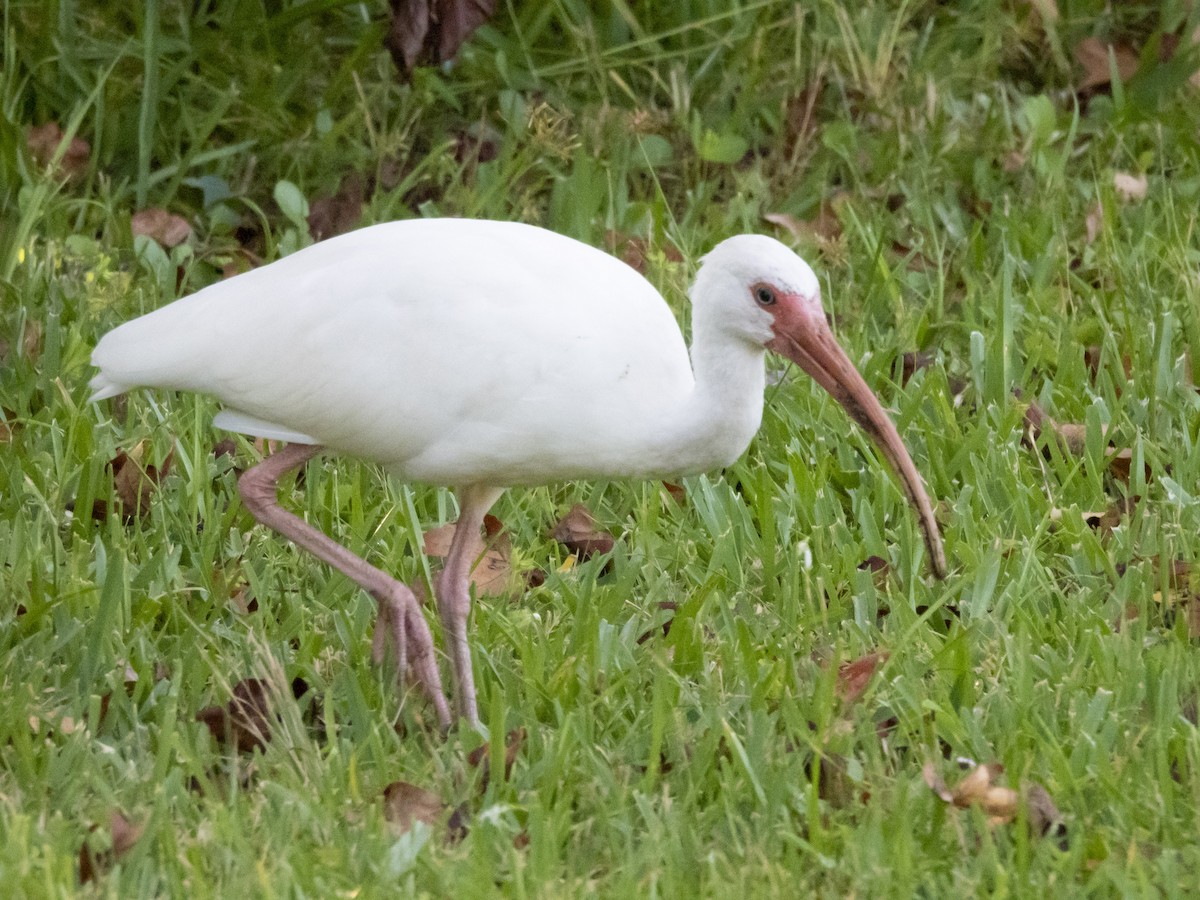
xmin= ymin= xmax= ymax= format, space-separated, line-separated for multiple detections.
xmin=91 ymin=218 xmax=947 ymax=730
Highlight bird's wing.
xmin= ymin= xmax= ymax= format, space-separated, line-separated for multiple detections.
xmin=91 ymin=220 xmax=694 ymax=481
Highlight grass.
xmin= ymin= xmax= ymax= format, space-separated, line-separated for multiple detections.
xmin=3 ymin=0 xmax=1200 ymax=894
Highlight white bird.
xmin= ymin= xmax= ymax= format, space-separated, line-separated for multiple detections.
xmin=91 ymin=218 xmax=947 ymax=729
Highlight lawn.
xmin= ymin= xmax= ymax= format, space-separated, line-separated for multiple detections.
xmin=3 ymin=0 xmax=1200 ymax=895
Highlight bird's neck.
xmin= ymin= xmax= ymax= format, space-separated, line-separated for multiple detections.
xmin=665 ymin=316 xmax=767 ymax=474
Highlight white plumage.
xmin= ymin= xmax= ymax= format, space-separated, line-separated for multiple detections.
xmin=92 ymin=218 xmax=944 ymax=728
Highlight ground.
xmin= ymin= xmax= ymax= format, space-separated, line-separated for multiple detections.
xmin=2 ymin=0 xmax=1200 ymax=895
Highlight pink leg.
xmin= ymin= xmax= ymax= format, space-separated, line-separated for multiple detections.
xmin=438 ymin=485 xmax=505 ymax=726
xmin=237 ymin=443 xmax=452 ymax=730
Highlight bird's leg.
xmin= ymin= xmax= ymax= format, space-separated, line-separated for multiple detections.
xmin=237 ymin=443 xmax=452 ymax=730
xmin=437 ymin=485 xmax=505 ymax=726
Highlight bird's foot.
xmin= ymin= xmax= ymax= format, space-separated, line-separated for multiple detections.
xmin=370 ymin=584 xmax=452 ymax=730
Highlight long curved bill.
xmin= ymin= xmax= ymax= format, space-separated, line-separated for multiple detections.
xmin=768 ymin=315 xmax=948 ymax=579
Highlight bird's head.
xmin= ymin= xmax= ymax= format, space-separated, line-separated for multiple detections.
xmin=697 ymin=234 xmax=948 ymax=579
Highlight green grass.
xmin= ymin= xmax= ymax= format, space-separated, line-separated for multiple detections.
xmin=3 ymin=0 xmax=1200 ymax=894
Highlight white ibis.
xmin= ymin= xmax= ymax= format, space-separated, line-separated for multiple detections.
xmin=91 ymin=218 xmax=947 ymax=729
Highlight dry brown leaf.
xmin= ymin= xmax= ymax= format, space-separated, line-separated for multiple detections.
xmin=764 ymin=196 xmax=844 ymax=244
xmin=195 ymin=678 xmax=274 ymax=753
xmin=307 ymin=174 xmax=365 ymax=242
xmin=229 ymin=583 xmax=258 ymax=614
xmin=1002 ymin=149 xmax=1026 ymax=173
xmin=91 ymin=444 xmax=175 ymax=523
xmin=836 ymin=651 xmax=889 ymax=705
xmin=604 ymin=231 xmax=682 ymax=274
xmin=1113 ymin=171 xmax=1148 ymax=202
xmin=382 ymin=781 xmax=446 ymax=833
xmin=1024 ymin=0 xmax=1058 ymax=25
xmin=1026 ymin=782 xmax=1066 ymax=841
xmin=891 ymin=239 xmax=936 ymax=272
xmin=424 ymin=513 xmax=513 ymax=597
xmin=661 ymin=481 xmax=686 ymax=504
xmin=1085 ymin=201 xmax=1104 ymax=244
xmin=1192 ymin=25 xmax=1200 ymax=90
xmin=783 ymin=77 xmax=826 ymax=154
xmin=1106 ymin=448 xmax=1154 ymax=486
xmin=1074 ymin=37 xmax=1139 ymax=91
xmin=1023 ymin=399 xmax=1107 ymax=458
xmin=898 ymin=351 xmax=934 ymax=386
xmin=1083 ymin=344 xmax=1132 ymax=389
xmin=385 ymin=0 xmax=497 ymax=78
xmin=551 ymin=503 xmax=615 ymax=560
xmin=925 ymin=762 xmax=1056 ymax=832
xmin=21 ymin=320 xmax=43 ymax=363
xmin=636 ymin=601 xmax=678 ymax=644
xmin=952 ymin=762 xmax=999 ymax=806
xmin=922 ymin=761 xmax=954 ymax=802
xmin=26 ymin=122 xmax=90 ymax=178
xmin=79 ymin=812 xmax=143 ymax=884
xmin=131 ymin=208 xmax=192 ymax=248
xmin=109 ymin=811 xmax=143 ymax=857
xmin=467 ymin=726 xmax=526 ymax=791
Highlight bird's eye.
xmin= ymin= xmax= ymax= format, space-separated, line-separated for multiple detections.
xmin=754 ymin=285 xmax=777 ymax=306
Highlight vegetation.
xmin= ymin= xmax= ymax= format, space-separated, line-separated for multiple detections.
xmin=3 ymin=0 xmax=1199 ymax=894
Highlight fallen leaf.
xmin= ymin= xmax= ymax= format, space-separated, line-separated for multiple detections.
xmin=1183 ymin=598 xmax=1200 ymax=640
xmin=79 ymin=811 xmax=143 ymax=884
xmin=835 ymin=651 xmax=888 ymax=705
xmin=91 ymin=444 xmax=175 ymax=523
xmin=551 ymin=503 xmax=615 ymax=560
xmin=307 ymin=174 xmax=365 ymax=242
xmin=764 ymin=195 xmax=844 ymax=244
xmin=783 ymin=76 xmax=826 ymax=155
xmin=1192 ymin=25 xmax=1200 ymax=90
xmin=382 ymin=781 xmax=446 ymax=833
xmin=21 ymin=320 xmax=44 ymax=363
xmin=1113 ymin=171 xmax=1148 ymax=202
xmin=131 ymin=208 xmax=192 ymax=248
xmin=858 ymin=555 xmax=890 ymax=575
xmin=1051 ymin=495 xmax=1138 ymax=536
xmin=661 ymin=481 xmax=686 ymax=504
xmin=446 ymin=802 xmax=471 ymax=842
xmin=385 ymin=0 xmax=497 ymax=79
xmin=925 ymin=762 xmax=1056 ymax=831
xmin=604 ymin=231 xmax=682 ymax=274
xmin=195 ymin=677 xmax=274 ymax=753
xmin=1074 ymin=37 xmax=1139 ymax=91
xmin=424 ymin=514 xmax=513 ymax=596
xmin=229 ymin=583 xmax=258 ymax=614
xmin=1023 ymin=399 xmax=1098 ymax=457
xmin=922 ymin=761 xmax=954 ymax=802
xmin=1085 ymin=201 xmax=1104 ymax=244
xmin=1001 ymin=149 xmax=1026 ymax=172
xmin=26 ymin=122 xmax=90 ymax=178
xmin=1083 ymin=344 xmax=1132 ymax=389
xmin=467 ymin=726 xmax=526 ymax=791
xmin=636 ymin=601 xmax=678 ymax=644
xmin=453 ymin=121 xmax=502 ymax=164
xmin=109 ymin=811 xmax=143 ymax=857
xmin=1023 ymin=0 xmax=1058 ymax=26
xmin=898 ymin=351 xmax=934 ymax=386
xmin=890 ymin=239 xmax=936 ymax=272
xmin=1026 ymin=782 xmax=1068 ymax=845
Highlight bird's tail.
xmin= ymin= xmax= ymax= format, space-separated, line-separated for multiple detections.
xmin=88 ymin=371 xmax=131 ymax=402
